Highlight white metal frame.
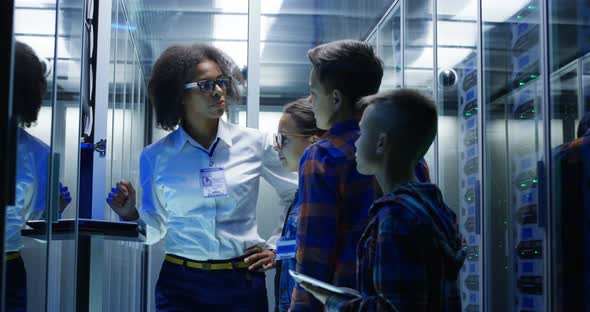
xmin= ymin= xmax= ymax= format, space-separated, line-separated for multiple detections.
xmin=247 ymin=0 xmax=261 ymax=129
xmin=45 ymin=0 xmax=62 ymax=309
xmin=432 ymin=0 xmax=439 ymax=185
xmin=476 ymin=0 xmax=486 ymax=310
xmin=541 ymin=0 xmax=552 ymax=309
xmin=92 ymin=0 xmax=112 ymax=220
xmin=88 ymin=0 xmax=114 ymax=310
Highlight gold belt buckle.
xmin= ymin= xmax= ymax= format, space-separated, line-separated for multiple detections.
xmin=200 ymin=262 xmax=211 ymax=270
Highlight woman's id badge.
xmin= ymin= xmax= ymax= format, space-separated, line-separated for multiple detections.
xmin=199 ymin=167 xmax=228 ymax=198
xmin=275 ymin=238 xmax=297 ymax=260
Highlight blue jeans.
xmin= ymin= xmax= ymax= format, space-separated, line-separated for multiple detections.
xmin=5 ymin=254 xmax=27 ymax=312
xmin=274 ymin=258 xmax=297 ymax=312
xmin=155 ymin=255 xmax=268 ymax=312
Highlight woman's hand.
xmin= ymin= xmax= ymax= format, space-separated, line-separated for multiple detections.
xmin=106 ymin=180 xmax=139 ymax=221
xmin=244 ymin=246 xmax=276 ymax=272
xmin=59 ymin=183 xmax=71 ymax=213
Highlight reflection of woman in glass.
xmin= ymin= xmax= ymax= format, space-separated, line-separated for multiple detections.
xmin=271 ymin=98 xmax=325 ymax=312
xmin=5 ymin=41 xmax=71 ymax=312
xmin=107 ymin=44 xmax=297 ymax=311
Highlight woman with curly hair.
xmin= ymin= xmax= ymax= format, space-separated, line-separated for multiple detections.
xmin=107 ymin=43 xmax=297 ymax=311
xmin=6 ymin=41 xmax=72 ymax=312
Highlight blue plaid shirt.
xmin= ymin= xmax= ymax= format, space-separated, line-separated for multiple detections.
xmin=326 ymin=183 xmax=465 ymax=312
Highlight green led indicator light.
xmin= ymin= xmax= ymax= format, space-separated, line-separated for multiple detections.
xmin=519 ymin=82 xmax=526 ymax=86
xmin=534 ymin=250 xmax=539 ymax=254
xmin=528 ymin=5 xmax=537 ymax=9
xmin=466 ymin=112 xmax=472 ymax=117
xmin=517 ymin=15 xmax=523 ymax=19
xmin=533 ymin=179 xmax=538 ymax=183
xmin=521 ymin=183 xmax=527 ymax=188
xmin=531 ymin=74 xmax=537 ymax=78
xmin=532 ymin=109 xmax=536 ymax=113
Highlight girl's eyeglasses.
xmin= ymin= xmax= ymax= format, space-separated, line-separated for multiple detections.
xmin=273 ymin=132 xmax=312 ymax=149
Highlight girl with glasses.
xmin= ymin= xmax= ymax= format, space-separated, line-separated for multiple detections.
xmin=258 ymin=97 xmax=325 ymax=311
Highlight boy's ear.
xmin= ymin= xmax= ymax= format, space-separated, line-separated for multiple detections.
xmin=376 ymin=132 xmax=387 ymax=155
xmin=332 ymin=89 xmax=343 ymax=110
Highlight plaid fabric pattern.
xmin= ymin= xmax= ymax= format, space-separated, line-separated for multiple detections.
xmin=289 ymin=120 xmax=431 ymax=312
xmin=326 ymin=183 xmax=464 ymax=312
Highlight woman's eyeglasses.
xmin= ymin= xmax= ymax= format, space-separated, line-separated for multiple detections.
xmin=184 ymin=76 xmax=232 ymax=93
xmin=273 ymin=132 xmax=312 ymax=149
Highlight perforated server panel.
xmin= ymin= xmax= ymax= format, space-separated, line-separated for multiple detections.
xmin=458 ymin=54 xmax=481 ymax=312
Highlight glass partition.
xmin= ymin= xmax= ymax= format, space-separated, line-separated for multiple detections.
xmin=435 ymin=1 xmax=481 ymax=311
xmin=94 ymin=0 xmax=148 ymax=310
xmin=379 ymin=4 xmax=402 ymax=91
xmin=46 ymin=0 xmax=85 ymax=309
xmin=363 ymin=0 xmax=590 ymax=311
xmin=548 ymin=0 xmax=590 ymax=310
xmin=404 ymin=0 xmax=436 ymax=180
xmin=404 ymin=0 xmax=434 ymax=93
xmin=482 ymin=0 xmax=546 ymax=311
xmin=6 ymin=0 xmax=84 ymax=310
xmin=6 ymin=1 xmax=56 ymax=309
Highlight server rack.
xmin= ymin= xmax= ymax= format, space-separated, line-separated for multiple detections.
xmin=508 ymin=2 xmax=545 ymax=310
xmin=458 ymin=53 xmax=482 ymax=312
